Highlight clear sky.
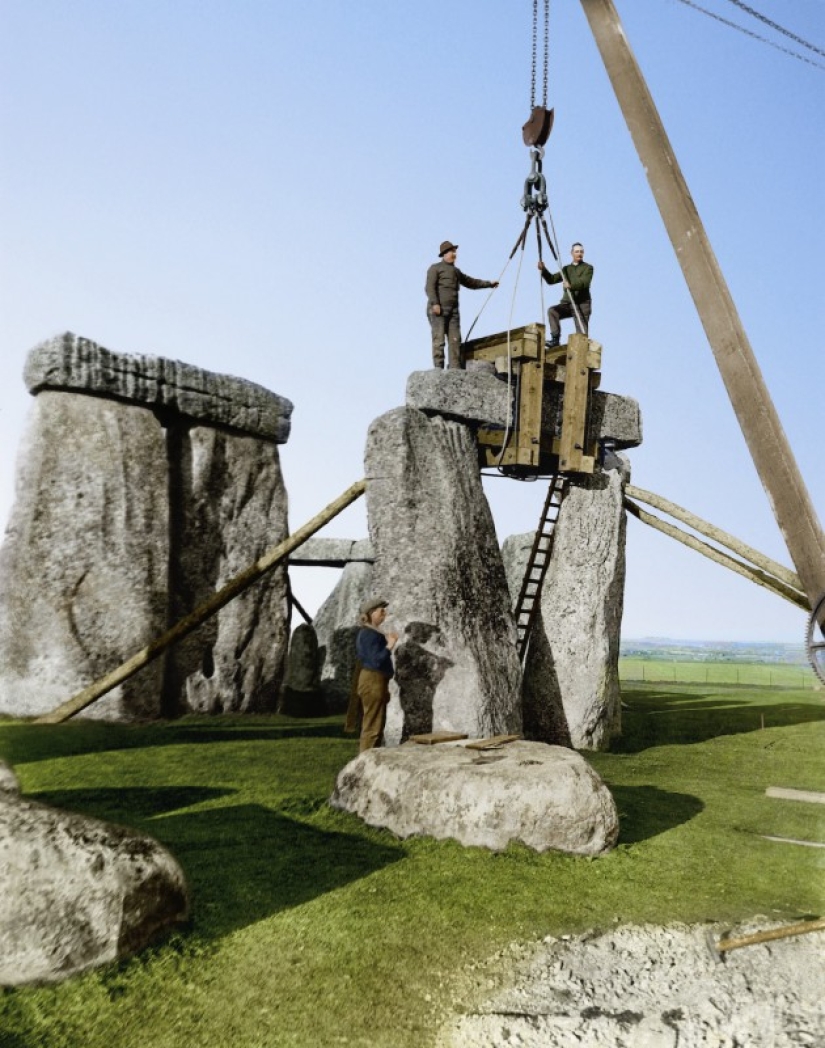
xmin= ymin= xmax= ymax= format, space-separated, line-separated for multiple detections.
xmin=1 ymin=0 xmax=823 ymax=643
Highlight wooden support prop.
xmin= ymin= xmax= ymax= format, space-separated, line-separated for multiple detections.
xmin=625 ymin=484 xmax=802 ymax=592
xmin=464 ymin=734 xmax=521 ymax=750
xmin=410 ymin=732 xmax=469 ymax=745
xmin=716 ymin=917 xmax=825 ymax=953
xmin=581 ymin=0 xmax=825 ymax=606
xmin=35 ymin=479 xmax=367 ymax=724
xmin=624 ymin=498 xmax=809 ymax=610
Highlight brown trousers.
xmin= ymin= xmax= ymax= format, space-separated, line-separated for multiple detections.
xmin=356 ymin=668 xmax=391 ymax=752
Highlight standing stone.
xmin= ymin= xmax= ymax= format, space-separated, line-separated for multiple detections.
xmin=365 ymin=408 xmax=522 ymax=744
xmin=169 ymin=426 xmax=289 ymax=715
xmin=0 ymin=789 xmax=189 ymax=985
xmin=504 ymin=455 xmax=628 ymax=750
xmin=313 ymin=560 xmax=375 ymax=712
xmin=280 ymin=622 xmax=325 ymax=716
xmin=0 ymin=392 xmax=169 ymax=720
xmin=0 ymin=333 xmax=293 ymax=721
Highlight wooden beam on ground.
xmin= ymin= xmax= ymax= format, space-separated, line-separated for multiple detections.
xmin=464 ymin=734 xmax=522 ymax=750
xmin=410 ymin=732 xmax=469 ymax=745
xmin=35 ymin=479 xmax=367 ymax=724
xmin=625 ymin=484 xmax=802 ymax=592
xmin=766 ymin=787 xmax=825 ymax=805
xmin=624 ymin=498 xmax=809 ymax=609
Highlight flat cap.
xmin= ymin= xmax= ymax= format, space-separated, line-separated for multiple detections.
xmin=359 ymin=596 xmax=389 ymax=618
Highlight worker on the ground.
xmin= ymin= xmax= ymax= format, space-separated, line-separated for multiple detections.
xmin=537 ymin=242 xmax=593 ymax=346
xmin=426 ymin=241 xmax=499 ymax=369
xmin=354 ymin=597 xmax=398 ymax=753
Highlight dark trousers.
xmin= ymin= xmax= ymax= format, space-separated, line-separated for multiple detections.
xmin=547 ymin=300 xmax=591 ymax=339
xmin=428 ymin=308 xmax=463 ymax=369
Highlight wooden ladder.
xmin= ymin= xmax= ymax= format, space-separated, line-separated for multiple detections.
xmin=514 ymin=474 xmax=569 ymax=660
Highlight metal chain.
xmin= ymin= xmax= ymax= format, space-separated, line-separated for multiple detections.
xmin=725 ymin=0 xmax=825 ymax=59
xmin=531 ymin=0 xmax=538 ymax=109
xmin=543 ymin=0 xmax=549 ymax=107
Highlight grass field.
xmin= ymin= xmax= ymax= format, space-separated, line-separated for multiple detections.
xmin=619 ymin=658 xmax=819 ymax=688
xmin=1 ymin=679 xmax=824 ymax=1048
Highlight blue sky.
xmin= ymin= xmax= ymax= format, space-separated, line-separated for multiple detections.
xmin=1 ymin=0 xmax=823 ymax=642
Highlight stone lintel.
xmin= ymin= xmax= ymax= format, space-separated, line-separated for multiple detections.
xmin=406 ymin=369 xmax=510 ymax=427
xmin=24 ymin=332 xmax=293 ymax=443
xmin=288 ymin=537 xmax=374 ymax=567
xmin=406 ymin=368 xmax=642 ymax=450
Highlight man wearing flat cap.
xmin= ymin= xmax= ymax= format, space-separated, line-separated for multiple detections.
xmin=425 ymin=241 xmax=499 ymax=369
xmin=353 ymin=597 xmax=398 ymax=752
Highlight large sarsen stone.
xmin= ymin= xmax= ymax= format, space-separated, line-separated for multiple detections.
xmin=365 ymin=408 xmax=522 ymax=744
xmin=0 ymin=790 xmax=189 ymax=985
xmin=330 ymin=740 xmax=619 ymax=855
xmin=25 ymin=332 xmax=293 ymax=442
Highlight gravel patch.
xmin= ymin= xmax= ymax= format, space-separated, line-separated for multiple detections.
xmin=437 ymin=920 xmax=825 ymax=1047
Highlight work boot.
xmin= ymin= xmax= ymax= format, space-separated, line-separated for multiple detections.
xmin=546 ymin=335 xmax=560 ymax=348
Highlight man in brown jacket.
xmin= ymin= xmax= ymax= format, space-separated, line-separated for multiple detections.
xmin=426 ymin=241 xmax=498 ymax=369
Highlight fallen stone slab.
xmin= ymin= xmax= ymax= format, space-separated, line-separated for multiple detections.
xmin=330 ymin=739 xmax=618 ymax=855
xmin=25 ymin=332 xmax=293 ymax=442
xmin=406 ymin=369 xmax=510 ymax=427
xmin=288 ymin=537 xmax=374 ymax=566
xmin=0 ymin=791 xmax=189 ymax=986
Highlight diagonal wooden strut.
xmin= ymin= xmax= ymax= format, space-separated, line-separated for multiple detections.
xmin=35 ymin=479 xmax=367 ymax=724
xmin=514 ymin=474 xmax=569 ymax=660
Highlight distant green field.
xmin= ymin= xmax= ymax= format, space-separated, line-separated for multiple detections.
xmin=619 ymin=658 xmax=819 ymax=688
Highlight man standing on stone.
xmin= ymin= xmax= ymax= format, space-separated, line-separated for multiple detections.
xmin=426 ymin=241 xmax=499 ymax=369
xmin=355 ymin=598 xmax=398 ymax=752
xmin=537 ymin=242 xmax=593 ymax=346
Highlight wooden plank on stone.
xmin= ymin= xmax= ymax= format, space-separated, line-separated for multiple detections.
xmin=558 ymin=332 xmax=593 ymax=474
xmin=410 ymin=731 xmax=469 ymax=745
xmin=766 ymin=787 xmax=825 ymax=805
xmin=464 ymin=323 xmax=544 ymax=364
xmin=464 ymin=734 xmax=522 ymax=750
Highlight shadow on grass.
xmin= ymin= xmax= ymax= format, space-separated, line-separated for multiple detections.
xmin=0 ymin=716 xmax=348 ymax=769
xmin=615 ymin=688 xmax=825 ymax=752
xmin=30 ymin=788 xmax=402 ymax=941
xmin=609 ymin=784 xmax=704 ymax=844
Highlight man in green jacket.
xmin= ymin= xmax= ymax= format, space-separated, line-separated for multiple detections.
xmin=538 ymin=242 xmax=593 ymax=346
xmin=426 ymin=241 xmax=499 ymax=369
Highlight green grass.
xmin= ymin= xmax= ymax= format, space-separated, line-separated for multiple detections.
xmin=1 ymin=682 xmax=824 ymax=1048
xmin=619 ymin=657 xmax=818 ymax=688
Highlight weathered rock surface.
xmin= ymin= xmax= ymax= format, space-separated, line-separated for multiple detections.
xmin=171 ymin=426 xmax=289 ymax=715
xmin=0 ymin=761 xmax=21 ymax=795
xmin=406 ymin=369 xmax=510 ymax=427
xmin=0 ymin=392 xmax=169 ymax=720
xmin=25 ymin=332 xmax=293 ymax=442
xmin=0 ymin=791 xmax=189 ymax=986
xmin=330 ymin=740 xmax=618 ymax=855
xmin=438 ymin=920 xmax=825 ymax=1048
xmin=503 ymin=455 xmax=628 ymax=750
xmin=313 ymin=560 xmax=375 ymax=711
xmin=365 ymin=408 xmax=522 ymax=744
xmin=0 ymin=335 xmax=292 ymax=721
xmin=288 ymin=537 xmax=374 ymax=566
xmin=587 ymin=391 xmax=642 ymax=450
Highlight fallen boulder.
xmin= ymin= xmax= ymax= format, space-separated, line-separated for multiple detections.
xmin=330 ymin=740 xmax=618 ymax=855
xmin=0 ymin=790 xmax=189 ymax=986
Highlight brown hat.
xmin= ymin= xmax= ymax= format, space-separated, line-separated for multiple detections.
xmin=359 ymin=596 xmax=388 ymax=618
xmin=438 ymin=240 xmax=458 ymax=257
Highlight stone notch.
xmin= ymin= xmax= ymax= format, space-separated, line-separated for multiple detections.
xmin=407 ymin=367 xmax=642 ymax=449
xmin=24 ymin=332 xmax=293 ymax=443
